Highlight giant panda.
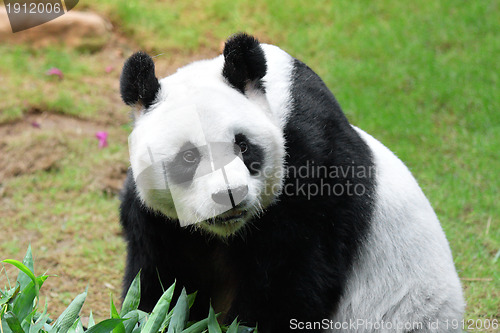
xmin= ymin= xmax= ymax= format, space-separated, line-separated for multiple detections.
xmin=119 ymin=33 xmax=464 ymax=332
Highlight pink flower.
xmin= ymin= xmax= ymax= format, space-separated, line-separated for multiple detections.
xmin=95 ymin=131 xmax=108 ymax=148
xmin=31 ymin=121 xmax=41 ymax=128
xmin=46 ymin=67 xmax=64 ymax=79
xmin=105 ymin=65 xmax=114 ymax=73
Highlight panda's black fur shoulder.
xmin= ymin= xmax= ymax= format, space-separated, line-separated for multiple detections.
xmin=120 ymin=35 xmax=375 ymax=332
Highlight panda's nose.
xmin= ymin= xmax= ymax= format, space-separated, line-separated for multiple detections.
xmin=212 ymin=185 xmax=248 ymax=207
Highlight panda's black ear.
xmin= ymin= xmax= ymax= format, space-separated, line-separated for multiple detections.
xmin=120 ymin=51 xmax=160 ymax=109
xmin=222 ymin=33 xmax=267 ymax=94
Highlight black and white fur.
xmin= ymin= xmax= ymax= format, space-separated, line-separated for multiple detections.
xmin=119 ymin=33 xmax=464 ymax=332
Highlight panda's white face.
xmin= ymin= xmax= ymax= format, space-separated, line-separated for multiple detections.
xmin=128 ymin=57 xmax=285 ymax=237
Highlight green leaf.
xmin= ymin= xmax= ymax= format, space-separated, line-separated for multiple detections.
xmin=20 ymin=308 xmax=36 ymax=333
xmin=110 ymin=296 xmax=125 ymax=333
xmin=88 ymin=311 xmax=96 ymax=329
xmin=12 ymin=276 xmax=48 ymax=323
xmin=52 ymin=289 xmax=87 ymax=333
xmin=4 ymin=311 xmax=25 ymax=333
xmin=141 ymin=281 xmax=176 ymax=333
xmin=29 ymin=303 xmax=49 ymax=333
xmin=18 ymin=246 xmax=35 ymax=291
xmin=120 ymin=272 xmax=141 ymax=317
xmin=76 ymin=318 xmax=84 ymax=333
xmin=2 ymin=260 xmax=38 ymax=296
xmin=226 ymin=318 xmax=239 ymax=333
xmin=85 ymin=319 xmax=126 ymax=333
xmin=2 ymin=321 xmax=14 ymax=333
xmin=207 ymin=305 xmax=221 ymax=333
xmin=186 ymin=291 xmax=197 ymax=310
xmin=68 ymin=318 xmax=84 ymax=333
xmin=110 ymin=296 xmax=120 ymax=319
xmin=135 ymin=310 xmax=148 ymax=326
xmin=181 ymin=318 xmax=209 ymax=333
xmin=159 ymin=310 xmax=173 ymax=332
xmin=131 ymin=309 xmax=148 ymax=331
xmin=166 ymin=288 xmax=189 ymax=333
xmin=121 ymin=310 xmax=139 ymax=333
xmin=0 ymin=285 xmax=20 ymax=306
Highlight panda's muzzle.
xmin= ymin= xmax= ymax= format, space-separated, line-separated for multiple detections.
xmin=211 ymin=185 xmax=248 ymax=208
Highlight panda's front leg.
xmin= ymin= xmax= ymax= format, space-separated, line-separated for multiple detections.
xmin=225 ymin=236 xmax=344 ymax=333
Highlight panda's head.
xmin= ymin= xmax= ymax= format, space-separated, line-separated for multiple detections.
xmin=120 ymin=34 xmax=285 ymax=237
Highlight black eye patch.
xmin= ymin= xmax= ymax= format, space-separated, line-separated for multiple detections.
xmin=234 ymin=133 xmax=264 ymax=175
xmin=167 ymin=143 xmax=203 ymax=184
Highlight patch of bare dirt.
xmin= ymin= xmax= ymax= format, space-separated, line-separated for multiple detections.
xmin=0 ymin=112 xmax=107 ymax=179
xmin=0 ymin=111 xmax=103 ymax=135
xmin=0 ymin=135 xmax=65 ymax=179
xmin=91 ymin=160 xmax=129 ymax=195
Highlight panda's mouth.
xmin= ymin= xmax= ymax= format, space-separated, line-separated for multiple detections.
xmin=198 ymin=209 xmax=248 ymax=237
xmin=208 ymin=210 xmax=247 ymax=225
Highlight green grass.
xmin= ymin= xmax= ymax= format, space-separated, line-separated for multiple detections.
xmin=0 ymin=45 xmax=122 ymax=123
xmin=0 ymin=0 xmax=498 ymax=324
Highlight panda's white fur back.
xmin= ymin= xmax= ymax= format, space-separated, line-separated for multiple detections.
xmin=259 ymin=44 xmax=464 ymax=330
xmin=329 ymin=127 xmax=464 ymax=331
